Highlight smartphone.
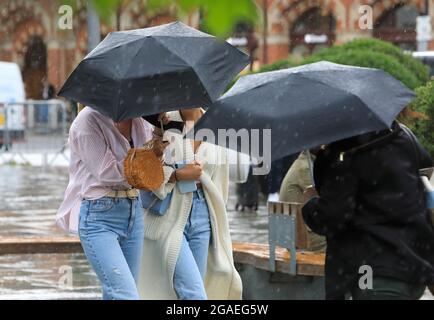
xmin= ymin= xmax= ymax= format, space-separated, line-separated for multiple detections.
xmin=175 ymin=162 xmax=197 ymax=194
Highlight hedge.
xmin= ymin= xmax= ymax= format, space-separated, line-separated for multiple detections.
xmin=339 ymin=38 xmax=430 ymax=85
xmin=256 ymin=58 xmax=298 ymax=73
xmin=252 ymin=39 xmax=429 ymax=89
xmin=409 ymin=81 xmax=434 ymax=158
xmin=301 ymin=49 xmax=421 ymax=89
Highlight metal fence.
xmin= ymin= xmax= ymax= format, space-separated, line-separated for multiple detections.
xmin=268 ymin=201 xmax=297 ymax=275
xmin=0 ymin=100 xmax=69 ymax=167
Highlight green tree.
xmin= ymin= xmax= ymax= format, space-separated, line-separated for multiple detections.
xmin=251 ymin=39 xmax=429 ymax=90
xmin=409 ymin=81 xmax=434 ymax=158
xmin=63 ymin=0 xmax=259 ymax=37
xmin=322 ymin=39 xmax=430 ymax=85
xmin=302 ymin=50 xmax=421 ymax=89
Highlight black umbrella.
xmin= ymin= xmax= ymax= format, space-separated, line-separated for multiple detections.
xmin=190 ymin=61 xmax=416 ymax=161
xmin=58 ymin=21 xmax=249 ymax=121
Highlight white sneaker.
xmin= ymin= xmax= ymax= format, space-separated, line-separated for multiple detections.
xmin=267 ymin=192 xmax=280 ymax=203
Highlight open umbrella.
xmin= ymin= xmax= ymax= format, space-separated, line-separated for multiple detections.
xmin=190 ymin=61 xmax=416 ymax=161
xmin=58 ymin=21 xmax=249 ymax=121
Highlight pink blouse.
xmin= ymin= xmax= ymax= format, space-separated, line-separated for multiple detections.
xmin=56 ymin=107 xmax=154 ymax=233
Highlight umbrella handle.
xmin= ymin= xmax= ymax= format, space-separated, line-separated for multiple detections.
xmin=160 ymin=119 xmax=165 ymax=134
xmin=306 ymin=150 xmax=315 ymax=188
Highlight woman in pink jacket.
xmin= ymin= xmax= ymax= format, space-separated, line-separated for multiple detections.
xmin=57 ymin=107 xmax=156 ymax=300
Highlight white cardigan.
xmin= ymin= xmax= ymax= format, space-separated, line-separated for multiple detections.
xmin=138 ymin=131 xmax=243 ymax=300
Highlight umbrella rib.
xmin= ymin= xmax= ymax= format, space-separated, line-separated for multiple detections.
xmin=120 ymin=37 xmax=193 ymax=81
xmin=152 ymin=37 xmax=195 ymax=71
xmin=85 ymin=34 xmax=144 ymax=61
xmin=120 ymin=38 xmax=152 ymax=80
xmin=222 ymin=79 xmax=272 ymax=100
xmin=222 ymin=72 xmax=385 ymax=127
xmin=111 ymin=39 xmax=145 ymax=121
xmin=293 ymin=72 xmax=386 ymax=126
xmin=152 ymin=36 xmax=213 ymax=102
xmin=223 ymin=69 xmax=295 ymax=100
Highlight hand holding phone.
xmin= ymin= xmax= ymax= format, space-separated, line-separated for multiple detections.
xmin=175 ymin=161 xmax=202 ymax=194
xmin=176 ymin=161 xmax=203 ymax=181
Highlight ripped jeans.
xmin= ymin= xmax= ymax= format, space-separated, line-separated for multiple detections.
xmin=79 ymin=197 xmax=144 ymax=300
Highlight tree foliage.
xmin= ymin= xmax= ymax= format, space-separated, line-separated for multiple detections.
xmin=254 ymin=39 xmax=429 ymax=89
xmin=409 ymin=81 xmax=434 ymax=158
xmin=319 ymin=38 xmax=430 ymax=85
xmin=62 ymin=0 xmax=259 ymax=37
xmin=302 ymin=50 xmax=421 ymax=89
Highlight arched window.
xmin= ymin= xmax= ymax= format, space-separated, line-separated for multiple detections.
xmin=290 ymin=7 xmax=336 ymax=57
xmin=374 ymin=4 xmax=420 ymax=51
xmin=22 ymin=36 xmax=47 ymax=99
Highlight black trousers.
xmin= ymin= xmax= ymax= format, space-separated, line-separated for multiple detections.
xmin=351 ymin=276 xmax=426 ymax=300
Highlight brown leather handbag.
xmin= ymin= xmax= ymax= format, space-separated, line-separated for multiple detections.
xmin=124 ymin=139 xmax=164 ymax=191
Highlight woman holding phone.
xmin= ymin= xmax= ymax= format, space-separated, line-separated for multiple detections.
xmin=138 ymin=108 xmax=244 ymax=300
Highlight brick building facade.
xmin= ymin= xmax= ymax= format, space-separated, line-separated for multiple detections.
xmin=259 ymin=0 xmax=434 ymax=65
xmin=0 ymin=0 xmax=185 ymax=99
xmin=0 ymin=0 xmax=433 ymax=99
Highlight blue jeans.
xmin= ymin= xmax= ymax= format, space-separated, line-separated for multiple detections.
xmin=173 ymin=189 xmax=211 ymax=300
xmin=79 ymin=197 xmax=144 ymax=300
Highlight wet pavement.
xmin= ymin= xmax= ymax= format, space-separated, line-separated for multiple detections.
xmin=0 ymin=165 xmax=268 ymax=299
xmin=0 ymin=165 xmax=432 ymax=300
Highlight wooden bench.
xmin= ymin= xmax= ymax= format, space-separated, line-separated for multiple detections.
xmin=0 ymin=236 xmax=325 ymax=277
xmin=0 ymin=236 xmax=81 ymax=255
xmin=233 ymin=242 xmax=325 ymax=276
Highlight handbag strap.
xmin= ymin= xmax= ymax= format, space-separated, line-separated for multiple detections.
xmin=129 ymin=148 xmax=137 ymax=166
xmin=400 ymin=124 xmax=421 ymax=170
xmin=129 ymin=149 xmax=137 ymax=185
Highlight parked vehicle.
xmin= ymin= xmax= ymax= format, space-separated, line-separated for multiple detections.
xmin=0 ymin=61 xmax=25 ymax=149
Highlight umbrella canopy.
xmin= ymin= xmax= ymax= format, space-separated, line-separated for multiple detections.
xmin=191 ymin=61 xmax=416 ymax=161
xmin=58 ymin=21 xmax=249 ymax=121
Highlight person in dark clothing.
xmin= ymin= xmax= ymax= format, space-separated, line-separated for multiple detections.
xmin=39 ymin=78 xmax=56 ymax=123
xmin=302 ymin=121 xmax=434 ymax=300
xmin=42 ymin=79 xmax=56 ymax=100
xmin=263 ymin=154 xmax=297 ymax=202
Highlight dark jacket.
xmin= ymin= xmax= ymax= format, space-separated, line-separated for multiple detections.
xmin=302 ymin=122 xmax=434 ymax=299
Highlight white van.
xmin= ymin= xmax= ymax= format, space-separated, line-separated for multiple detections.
xmin=0 ymin=61 xmax=26 ymax=149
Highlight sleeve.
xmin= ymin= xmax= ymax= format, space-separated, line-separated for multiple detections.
xmin=401 ymin=124 xmax=433 ymax=169
xmin=302 ymin=156 xmax=358 ymax=237
xmin=152 ymin=165 xmax=176 ymax=200
xmin=417 ymin=142 xmax=433 ymax=169
xmin=281 ymin=184 xmax=304 ymax=204
xmin=74 ymin=133 xmax=130 ymax=188
xmin=211 ymin=149 xmax=230 ymax=204
xmin=280 ymin=157 xmax=313 ymax=203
